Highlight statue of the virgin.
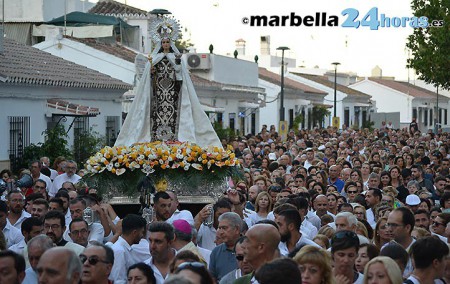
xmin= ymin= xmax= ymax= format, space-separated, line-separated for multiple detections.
xmin=115 ymin=16 xmax=221 ymax=148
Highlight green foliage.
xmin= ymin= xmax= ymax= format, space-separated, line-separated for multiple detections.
xmin=213 ymin=122 xmax=236 ymax=141
xmin=175 ymin=27 xmax=193 ymax=53
xmin=362 ymin=120 xmax=375 ymax=131
xmin=73 ymin=127 xmax=106 ymax=167
xmin=292 ymin=114 xmax=304 ymax=131
xmin=20 ymin=125 xmax=72 ymax=171
xmin=406 ymin=0 xmax=450 ymax=90
xmin=312 ymin=106 xmax=331 ymax=128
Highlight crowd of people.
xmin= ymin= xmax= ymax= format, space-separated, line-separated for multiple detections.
xmin=1 ymin=123 xmax=450 ymax=284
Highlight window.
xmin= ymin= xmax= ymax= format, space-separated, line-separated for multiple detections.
xmin=73 ymin=117 xmax=89 ymax=162
xmin=424 ymin=109 xmax=428 ymax=126
xmin=8 ymin=116 xmax=30 ymax=171
xmin=106 ymin=116 xmax=120 ymax=146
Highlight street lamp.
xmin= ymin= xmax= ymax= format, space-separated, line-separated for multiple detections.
xmin=277 ymin=46 xmax=289 ymax=123
xmin=331 ymin=62 xmax=341 ymax=118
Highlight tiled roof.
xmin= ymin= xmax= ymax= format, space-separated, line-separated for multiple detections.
xmin=0 ymin=38 xmax=131 ymax=90
xmin=68 ymin=37 xmax=138 ymax=63
xmin=369 ymin=78 xmax=447 ymax=100
xmin=47 ymin=99 xmax=100 ymax=116
xmin=259 ymin=68 xmax=326 ymax=95
xmin=293 ymin=72 xmax=371 ymax=98
xmin=89 ymin=0 xmax=148 ymax=17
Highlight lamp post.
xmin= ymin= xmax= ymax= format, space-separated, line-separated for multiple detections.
xmin=331 ymin=62 xmax=340 ymax=118
xmin=277 ymin=46 xmax=289 ymax=123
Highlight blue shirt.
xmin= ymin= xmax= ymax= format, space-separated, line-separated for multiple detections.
xmin=328 ymin=178 xmax=345 ymax=193
xmin=209 ymin=243 xmax=237 ymax=280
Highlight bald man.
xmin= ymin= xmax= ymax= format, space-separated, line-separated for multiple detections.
xmin=37 ymin=247 xmax=82 ymax=284
xmin=235 ymin=224 xmax=281 ymax=284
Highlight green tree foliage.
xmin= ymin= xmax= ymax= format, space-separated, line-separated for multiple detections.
xmin=312 ymin=106 xmax=331 ymax=128
xmin=73 ymin=127 xmax=105 ymax=167
xmin=213 ymin=122 xmax=236 ymax=141
xmin=406 ymin=0 xmax=450 ymax=90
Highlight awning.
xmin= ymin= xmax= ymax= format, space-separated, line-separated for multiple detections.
xmin=33 ymin=24 xmax=113 ymax=38
xmin=47 ymin=99 xmax=100 ymax=116
xmin=201 ymin=103 xmax=225 ymax=113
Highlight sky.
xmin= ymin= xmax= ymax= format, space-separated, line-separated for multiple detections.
xmin=113 ymin=0 xmax=419 ymax=80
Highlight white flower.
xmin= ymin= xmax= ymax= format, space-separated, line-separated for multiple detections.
xmin=116 ymin=168 xmax=126 ymax=176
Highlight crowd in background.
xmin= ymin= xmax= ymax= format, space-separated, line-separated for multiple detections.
xmin=1 ymin=122 xmax=450 ymax=284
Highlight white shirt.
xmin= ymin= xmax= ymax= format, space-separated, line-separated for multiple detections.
xmin=49 ymin=168 xmax=58 ymax=181
xmin=38 ymin=173 xmax=53 ymax=194
xmin=197 ymin=224 xmax=217 ymax=251
xmin=366 ymin=208 xmax=376 ymax=228
xmin=167 ymin=209 xmax=194 ymax=226
xmin=244 ymin=211 xmax=270 ymax=227
xmin=8 ymin=210 xmax=31 ymax=230
xmin=301 ymin=219 xmax=318 ymax=240
xmin=9 ymin=239 xmax=26 ymax=255
xmin=50 ymin=173 xmax=81 ymax=197
xmin=64 ymin=210 xmax=72 ymax=229
xmin=145 ymin=256 xmax=170 ymax=284
xmin=306 ymin=210 xmax=321 ymax=230
xmin=197 ymin=245 xmax=212 ymax=267
xmin=108 ymin=236 xmax=135 ymax=284
xmin=3 ymin=221 xmax=24 ymax=248
xmin=22 ymin=267 xmax=38 ymax=284
xmin=278 ymin=234 xmax=321 ymax=256
xmin=131 ymin=238 xmax=151 ymax=263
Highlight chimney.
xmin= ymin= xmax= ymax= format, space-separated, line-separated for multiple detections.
xmin=235 ymin=38 xmax=246 ymax=56
xmin=371 ymin=65 xmax=382 ymax=78
xmin=260 ymin=35 xmax=270 ymax=55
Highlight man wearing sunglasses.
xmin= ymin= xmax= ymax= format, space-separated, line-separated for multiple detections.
xmin=219 ymin=236 xmax=253 ymax=284
xmin=80 ymin=244 xmax=114 ymax=284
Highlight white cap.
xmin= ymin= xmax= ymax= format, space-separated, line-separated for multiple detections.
xmin=406 ymin=194 xmax=420 ymax=206
xmin=268 ymin=153 xmax=277 ymax=161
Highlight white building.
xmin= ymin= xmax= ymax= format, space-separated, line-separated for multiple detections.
xmin=350 ymin=78 xmax=450 ymax=130
xmin=258 ymin=68 xmax=328 ymax=131
xmin=288 ymin=72 xmax=372 ymax=129
xmin=0 ymin=38 xmax=131 ymax=170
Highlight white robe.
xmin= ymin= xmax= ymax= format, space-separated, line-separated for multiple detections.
xmin=115 ymin=52 xmax=221 ymax=148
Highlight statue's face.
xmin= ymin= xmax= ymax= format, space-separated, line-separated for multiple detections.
xmin=162 ymin=39 xmax=171 ymax=50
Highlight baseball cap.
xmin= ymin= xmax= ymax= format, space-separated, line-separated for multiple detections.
xmin=268 ymin=153 xmax=277 ymax=161
xmin=405 ymin=194 xmax=420 ymax=206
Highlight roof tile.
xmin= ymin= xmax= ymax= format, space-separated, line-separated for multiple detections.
xmin=369 ymin=78 xmax=447 ymax=100
xmin=89 ymin=0 xmax=148 ymax=17
xmin=0 ymin=38 xmax=131 ymax=90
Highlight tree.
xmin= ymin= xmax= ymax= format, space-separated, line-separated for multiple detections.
xmin=73 ymin=127 xmax=105 ymax=167
xmin=312 ymin=106 xmax=331 ymax=128
xmin=406 ymin=0 xmax=450 ymax=90
xmin=175 ymin=27 xmax=193 ymax=53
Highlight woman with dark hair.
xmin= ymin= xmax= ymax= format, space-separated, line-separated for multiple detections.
xmin=394 ymin=156 xmax=405 ymax=169
xmin=389 ymin=166 xmax=402 ymax=189
xmin=355 ymin=243 xmax=380 ymax=273
xmin=379 ymin=171 xmax=392 ymax=189
xmin=169 ymin=250 xmax=201 ymax=274
xmin=175 ymin=261 xmax=214 ymax=284
xmin=127 ymin=263 xmax=157 ymax=284
xmin=327 ymin=193 xmax=339 ymax=215
xmin=350 ymin=169 xmax=363 ymax=184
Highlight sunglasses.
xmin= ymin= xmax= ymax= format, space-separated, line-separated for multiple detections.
xmin=79 ymin=255 xmax=109 ymax=266
xmin=332 ymin=230 xmax=358 ymax=245
xmin=236 ymin=254 xmax=244 ymax=261
xmin=176 ymin=262 xmax=206 ymax=272
xmin=347 ymin=190 xmax=358 ymax=194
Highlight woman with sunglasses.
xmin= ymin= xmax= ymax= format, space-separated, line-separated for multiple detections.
xmin=174 ymin=261 xmax=214 ymax=284
xmin=127 ymin=263 xmax=156 ymax=284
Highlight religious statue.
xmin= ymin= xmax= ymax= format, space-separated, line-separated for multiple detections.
xmin=115 ymin=15 xmax=221 ymax=148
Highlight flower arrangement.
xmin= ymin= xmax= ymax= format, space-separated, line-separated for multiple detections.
xmin=83 ymin=141 xmax=242 ymax=196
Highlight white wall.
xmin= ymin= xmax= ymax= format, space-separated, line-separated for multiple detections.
xmin=350 ymin=80 xmax=411 ymax=123
xmin=193 ymin=54 xmax=259 ymax=87
xmin=0 ymin=84 xmax=123 ymax=161
xmin=127 ymin=19 xmax=150 ymax=53
xmin=1 ymin=0 xmax=44 ymax=22
xmin=34 ymin=38 xmax=135 ymax=85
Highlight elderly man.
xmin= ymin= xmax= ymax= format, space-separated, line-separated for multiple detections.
xmin=0 ymin=250 xmax=26 ymax=284
xmin=51 ymin=160 xmax=81 ymax=197
xmin=65 ymin=198 xmax=105 ymax=243
xmin=235 ymin=224 xmax=281 ymax=284
xmin=219 ymin=237 xmax=253 ymax=284
xmin=23 ymin=234 xmax=54 ymax=284
xmin=30 ymin=160 xmax=53 ymax=194
xmin=313 ymin=194 xmax=335 ymax=219
xmin=80 ymin=243 xmax=114 ymax=284
xmin=328 ymin=165 xmax=345 ymax=193
xmin=69 ymin=219 xmax=90 ymax=247
xmin=37 ymin=247 xmax=82 ymax=284
xmin=334 ymin=212 xmax=369 ymax=245
xmin=171 ymin=219 xmax=209 ymax=265
xmin=209 ymin=212 xmax=242 ymax=281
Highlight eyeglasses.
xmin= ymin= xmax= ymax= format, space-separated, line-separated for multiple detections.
xmin=44 ymin=224 xmax=61 ymax=231
xmin=9 ymin=199 xmax=24 ymax=204
xmin=176 ymin=262 xmax=206 ymax=272
xmin=332 ymin=231 xmax=358 ymax=245
xmin=432 ymin=221 xmax=446 ymax=227
xmin=347 ymin=190 xmax=358 ymax=194
xmin=79 ymin=254 xmax=109 ymax=265
xmin=236 ymin=254 xmax=244 ymax=261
